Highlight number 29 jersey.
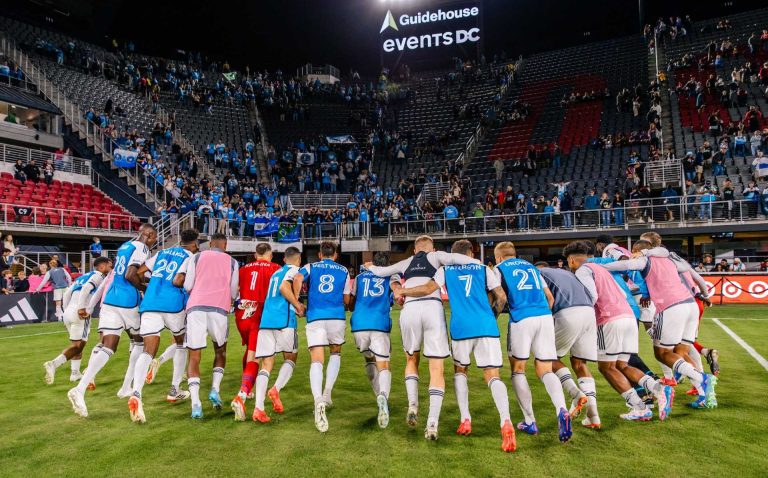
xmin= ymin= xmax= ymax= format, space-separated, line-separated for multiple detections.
xmin=494 ymin=258 xmax=551 ymax=323
xmin=139 ymin=247 xmax=193 ymax=314
xmin=300 ymin=259 xmax=351 ymax=322
xmin=350 ymin=269 xmax=398 ymax=333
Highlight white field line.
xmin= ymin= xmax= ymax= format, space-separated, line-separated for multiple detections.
xmin=711 ymin=318 xmax=768 ymax=372
xmin=704 ymin=317 xmax=768 ymax=321
xmin=0 ymin=330 xmax=67 ymax=340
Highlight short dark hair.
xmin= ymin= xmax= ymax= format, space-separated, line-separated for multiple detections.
xmin=595 ymin=234 xmax=613 ymax=245
xmin=210 ymin=233 xmax=227 ymax=242
xmin=93 ymin=257 xmax=111 ymax=268
xmin=284 ymin=246 xmax=301 ymax=260
xmin=1 ymin=248 xmax=10 ymax=254
xmin=373 ymin=251 xmax=389 ymax=267
xmin=180 ymin=229 xmax=199 ymax=244
xmin=563 ymin=241 xmax=592 ymax=258
xmin=255 ymin=243 xmax=272 ymax=257
xmin=451 ymin=239 xmax=473 ymax=255
xmin=319 ymin=241 xmax=337 ymax=258
xmin=533 ymin=261 xmax=549 ymax=268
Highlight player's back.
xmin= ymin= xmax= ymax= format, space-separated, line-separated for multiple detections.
xmin=261 ymin=264 xmax=298 ymax=329
xmin=495 ymin=258 xmax=551 ymax=322
xmin=140 ymin=247 xmax=191 ymax=314
xmin=303 ymin=259 xmax=349 ymax=321
xmin=644 ymin=256 xmax=692 ymax=311
xmin=538 ymin=268 xmax=592 ymax=314
xmin=239 ymin=259 xmax=281 ymax=302
xmin=443 ymin=263 xmax=499 ymax=339
xmin=350 ymin=269 xmax=392 ymax=333
xmin=104 ymin=240 xmax=148 ymax=308
xmin=186 ymin=249 xmax=237 ymax=312
xmin=581 ymin=262 xmax=635 ymax=324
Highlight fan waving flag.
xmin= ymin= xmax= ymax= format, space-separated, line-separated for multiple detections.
xmin=277 ymin=223 xmax=301 ymax=243
xmin=253 ymin=216 xmax=280 ymax=236
xmin=114 ymin=149 xmax=138 ymax=168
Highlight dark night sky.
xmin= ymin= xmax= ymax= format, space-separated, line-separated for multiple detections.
xmin=5 ymin=0 xmax=766 ymax=76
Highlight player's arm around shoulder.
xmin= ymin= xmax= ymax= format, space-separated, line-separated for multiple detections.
xmin=485 ymin=265 xmax=507 ymax=315
xmin=433 ymin=250 xmax=480 ymax=266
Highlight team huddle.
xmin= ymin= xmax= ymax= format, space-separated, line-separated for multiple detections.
xmin=42 ymin=226 xmax=719 ymax=453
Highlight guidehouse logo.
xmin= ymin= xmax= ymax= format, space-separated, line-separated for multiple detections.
xmin=380 ymin=6 xmax=481 ymax=53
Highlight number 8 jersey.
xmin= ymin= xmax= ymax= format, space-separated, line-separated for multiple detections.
xmin=300 ymin=259 xmax=351 ymax=322
xmin=139 ymin=247 xmax=193 ymax=314
xmin=494 ymin=258 xmax=551 ymax=322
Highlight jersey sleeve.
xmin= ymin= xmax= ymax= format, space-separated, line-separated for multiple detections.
xmin=183 ymin=254 xmax=199 ymax=292
xmin=432 ymin=251 xmax=480 ymax=266
xmin=299 ymin=264 xmax=311 ymax=279
xmin=368 ymin=257 xmax=410 ymax=277
xmin=128 ymin=242 xmax=149 ymax=267
xmin=284 ymin=265 xmax=299 ymax=282
xmin=350 ymin=277 xmax=358 ymax=296
xmin=575 ymin=267 xmax=598 ymax=305
xmin=144 ymin=253 xmax=158 ymax=272
xmin=342 ymin=271 xmax=352 ymax=294
xmin=600 ymin=257 xmax=645 ymax=272
xmin=432 ymin=267 xmax=446 ymax=288
xmin=485 ymin=266 xmax=501 ymax=290
xmin=389 ymin=273 xmax=402 ymax=286
xmin=230 ymin=259 xmax=240 ymax=300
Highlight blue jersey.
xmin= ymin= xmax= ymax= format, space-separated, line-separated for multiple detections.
xmin=628 ymin=270 xmax=649 ymax=298
xmin=587 ymin=257 xmax=641 ymax=320
xmin=495 ymin=258 xmax=551 ymax=322
xmin=439 ymin=263 xmax=499 ymax=340
xmin=139 ymin=247 xmax=192 ymax=314
xmin=301 ymin=259 xmax=350 ymax=322
xmin=104 ymin=240 xmax=149 ymax=309
xmin=350 ymin=270 xmax=392 ymax=333
xmin=261 ymin=265 xmax=299 ymax=329
xmin=71 ymin=272 xmax=95 ymax=293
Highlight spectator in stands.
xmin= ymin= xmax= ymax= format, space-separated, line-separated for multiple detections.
xmin=744 ymin=181 xmax=761 ymax=217
xmin=89 ymin=237 xmax=102 ymax=257
xmin=13 ymin=270 xmax=29 ymax=293
xmin=695 ymin=262 xmax=707 ymax=273
xmin=493 ymin=158 xmax=504 ymax=182
xmin=760 ymin=259 xmax=768 ymax=272
xmin=750 ymin=130 xmax=764 ymax=156
xmin=43 ymin=161 xmax=54 ymax=185
xmin=2 ymin=234 xmax=16 ymax=263
xmin=4 ymin=106 xmax=18 ymax=124
xmin=612 ymin=191 xmax=624 ymax=225
xmin=752 ymin=150 xmax=767 ymax=181
xmin=732 ymin=257 xmax=746 ymax=272
xmin=24 ymin=160 xmax=40 ymax=183
xmin=1 ymin=270 xmax=13 ymax=294
xmin=14 ymin=160 xmax=26 ymax=184
xmin=699 ymin=188 xmax=716 ymax=220
xmin=718 ymin=258 xmax=732 ymax=272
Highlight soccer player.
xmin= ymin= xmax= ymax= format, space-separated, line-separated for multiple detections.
xmin=44 ymin=257 xmax=112 ymax=385
xmin=396 ymin=240 xmax=516 ymax=452
xmin=292 ymin=241 xmax=351 ymax=433
xmin=67 ymin=224 xmax=157 ymax=418
xmin=127 ymin=229 xmax=200 ymax=423
xmin=534 ymin=262 xmax=600 ymax=429
xmin=493 ymin=242 xmax=572 ymax=442
xmin=144 ymin=342 xmax=179 ymax=385
xmin=181 ymin=233 xmax=239 ymax=419
xmin=347 ymin=252 xmax=400 ymax=430
xmin=564 ymin=241 xmax=674 ymax=421
xmin=34 ymin=259 xmax=73 ymax=321
xmin=234 ymin=246 xmax=305 ymax=422
xmin=365 ymin=235 xmax=478 ymax=440
xmin=233 ymin=243 xmax=281 ymax=407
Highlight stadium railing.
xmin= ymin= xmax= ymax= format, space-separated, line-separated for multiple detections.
xmin=0 ymin=142 xmax=91 ymax=177
xmin=0 ymin=202 xmax=145 ymax=235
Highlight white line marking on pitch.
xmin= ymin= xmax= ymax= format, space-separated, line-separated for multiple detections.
xmin=712 ymin=318 xmax=768 ymax=372
xmin=704 ymin=318 xmax=768 ymax=321
xmin=0 ymin=330 xmax=67 ymax=340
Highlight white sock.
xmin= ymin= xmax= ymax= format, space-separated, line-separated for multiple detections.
xmin=512 ymin=372 xmax=535 ymax=424
xmin=172 ymin=345 xmax=187 ymax=389
xmin=120 ymin=342 xmax=143 ymax=392
xmin=660 ymin=362 xmax=674 ymax=379
xmin=76 ymin=345 xmax=112 ymax=393
xmin=621 ymin=388 xmax=646 ymax=410
xmin=274 ymin=360 xmax=295 ymax=391
xmin=56 ymin=304 xmax=63 ymax=317
xmin=541 ymin=372 xmax=568 ymax=413
xmin=673 ymin=358 xmax=704 ymax=393
xmin=488 ymin=377 xmax=511 ymax=427
xmin=132 ymin=352 xmax=153 ymax=396
xmin=188 ymin=377 xmax=201 ymax=407
xmin=555 ymin=367 xmax=581 ymax=400
xmin=365 ymin=361 xmax=379 ymax=395
xmin=310 ymin=361 xmax=324 ymax=401
xmin=52 ymin=354 xmax=67 ymax=368
xmin=211 ymin=367 xmax=224 ymax=392
xmin=454 ymin=373 xmax=471 ymax=422
xmin=405 ymin=374 xmax=419 ymax=408
xmin=159 ymin=343 xmax=177 ymax=365
xmin=378 ymin=369 xmax=392 ymax=399
xmin=254 ymin=370 xmax=270 ymax=410
xmin=427 ymin=387 xmax=444 ymax=424
xmin=577 ymin=377 xmax=599 ymax=418
xmin=638 ymin=374 xmax=663 ymax=394
xmin=323 ymin=354 xmax=341 ymax=397
xmin=71 ymin=358 xmax=81 ymax=374
xmin=688 ymin=346 xmax=704 ymax=372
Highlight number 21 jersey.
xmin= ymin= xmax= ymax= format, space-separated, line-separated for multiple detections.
xmin=494 ymin=258 xmax=551 ymax=322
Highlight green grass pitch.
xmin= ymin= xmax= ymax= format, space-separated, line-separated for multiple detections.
xmin=0 ymin=304 xmax=765 ymax=477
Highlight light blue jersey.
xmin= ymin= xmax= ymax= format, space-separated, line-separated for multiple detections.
xmin=261 ymin=265 xmax=299 ymax=329
xmin=587 ymin=257 xmax=641 ymax=320
xmin=104 ymin=240 xmax=149 ymax=309
xmin=350 ymin=269 xmax=393 ymax=333
xmin=71 ymin=272 xmax=95 ymax=293
xmin=438 ymin=263 xmax=500 ymax=340
xmin=495 ymin=258 xmax=551 ymax=322
xmin=139 ymin=247 xmax=192 ymax=314
xmin=301 ymin=259 xmax=350 ymax=322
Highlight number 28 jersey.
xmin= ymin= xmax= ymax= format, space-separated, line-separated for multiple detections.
xmin=494 ymin=258 xmax=551 ymax=323
xmin=350 ymin=269 xmax=399 ymax=333
xmin=300 ymin=259 xmax=351 ymax=322
xmin=104 ymin=240 xmax=149 ymax=309
xmin=139 ymin=247 xmax=193 ymax=314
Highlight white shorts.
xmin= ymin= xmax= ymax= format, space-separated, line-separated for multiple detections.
xmin=185 ymin=310 xmax=228 ymax=350
xmin=554 ymin=306 xmax=598 ymax=362
xmin=255 ymin=328 xmax=298 ymax=358
xmin=507 ymin=315 xmax=558 ymax=361
xmin=63 ymin=307 xmax=90 ymax=341
xmin=53 ymin=288 xmax=66 ymax=301
xmin=306 ymin=320 xmax=346 ymax=348
xmin=140 ymin=311 xmax=186 ymax=337
xmin=653 ymin=301 xmax=699 ymax=348
xmin=353 ymin=331 xmax=391 ymax=360
xmin=399 ymin=299 xmax=450 ymax=359
xmin=635 ymin=296 xmax=657 ymax=324
xmin=597 ymin=316 xmax=638 ymax=362
xmin=452 ymin=337 xmax=503 ymax=368
xmin=98 ymin=304 xmax=140 ymax=336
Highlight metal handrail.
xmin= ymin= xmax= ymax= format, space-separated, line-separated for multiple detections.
xmin=0 ymin=142 xmax=91 ymax=177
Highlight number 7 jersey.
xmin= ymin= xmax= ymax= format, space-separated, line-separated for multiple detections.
xmin=494 ymin=258 xmax=552 ymax=322
xmin=139 ymin=247 xmax=193 ymax=314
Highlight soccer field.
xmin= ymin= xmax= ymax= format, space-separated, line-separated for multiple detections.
xmin=0 ymin=305 xmax=765 ymax=478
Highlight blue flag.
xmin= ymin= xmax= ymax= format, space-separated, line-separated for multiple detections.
xmin=114 ymin=148 xmax=138 ymax=168
xmin=253 ymin=217 xmax=280 ymax=236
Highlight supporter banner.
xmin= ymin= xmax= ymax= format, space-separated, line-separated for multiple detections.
xmin=222 ymin=72 xmax=237 ymax=81
xmin=326 ymin=135 xmax=357 ymax=144
xmin=113 ymin=148 xmax=138 ymax=168
xmin=0 ymin=292 xmax=56 ymax=325
xmin=253 ymin=216 xmax=280 ymax=236
xmin=702 ymin=275 xmax=768 ymax=305
xmin=297 ymin=152 xmax=315 ymax=166
xmin=277 ymin=223 xmax=300 ymax=243
xmin=12 ymin=206 xmax=33 ymax=217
